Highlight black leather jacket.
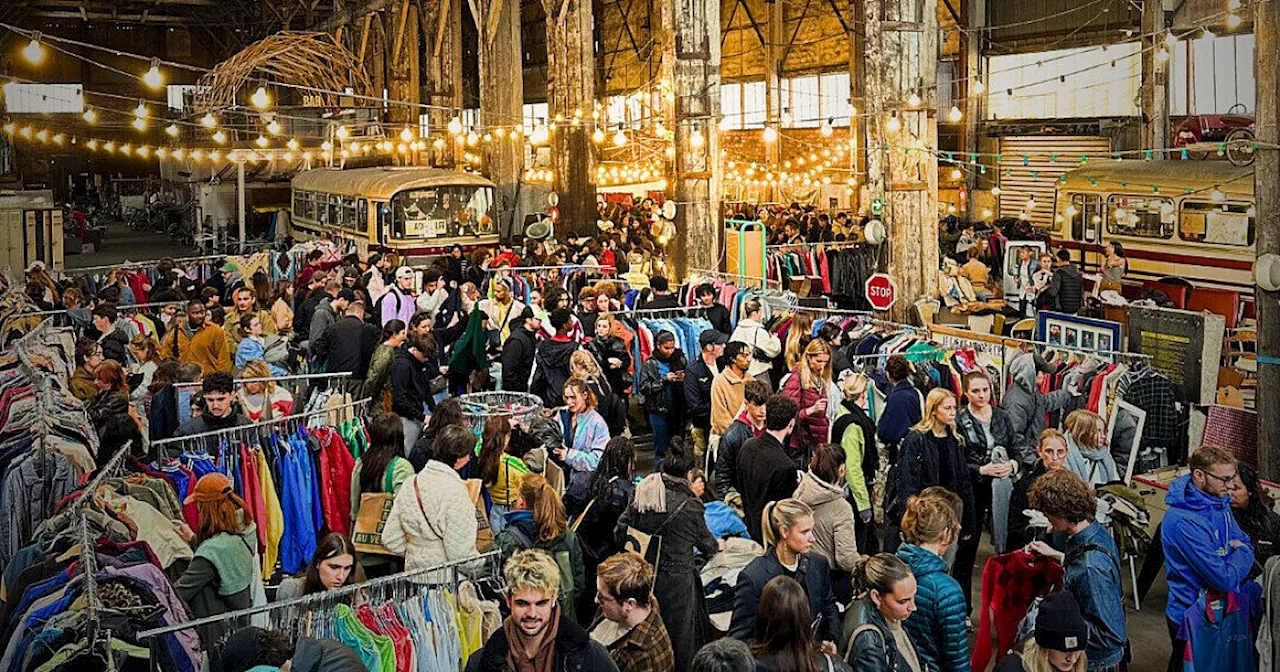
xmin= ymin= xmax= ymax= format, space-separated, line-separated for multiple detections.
xmin=840 ymin=598 xmax=922 ymax=672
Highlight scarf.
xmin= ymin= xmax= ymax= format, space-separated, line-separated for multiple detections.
xmin=504 ymin=605 xmax=561 ymax=672
xmin=1065 ymin=436 xmax=1119 ymax=486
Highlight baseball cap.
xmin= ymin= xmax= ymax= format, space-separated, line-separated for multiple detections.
xmin=395 ymin=266 xmax=415 ymax=280
xmin=699 ymin=330 xmax=729 ymax=348
xmin=336 ymin=288 xmax=357 ymax=302
xmin=220 ymin=261 xmax=238 ymax=273
xmin=517 ymin=305 xmax=537 ymax=322
xmin=184 ymin=473 xmax=235 ymax=505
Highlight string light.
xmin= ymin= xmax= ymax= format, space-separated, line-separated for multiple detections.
xmin=256 ymin=135 xmax=269 ymax=148
xmin=1227 ymin=13 xmax=1242 ymax=28
xmin=907 ymin=92 xmax=921 ymax=107
xmin=142 ymin=58 xmax=164 ymax=89
xmin=212 ymin=130 xmax=226 ymax=144
xmin=267 ymin=120 xmax=281 ymax=135
xmin=134 ymin=102 xmax=148 ymax=118
xmin=948 ymin=105 xmax=963 ymax=122
xmin=86 ymin=139 xmax=97 ymax=150
xmin=690 ymin=128 xmax=706 ymax=149
xmin=592 ymin=128 xmax=605 ymax=143
xmin=972 ymin=80 xmax=986 ymax=95
xmin=613 ymin=128 xmax=627 ymax=147
xmin=820 ymin=119 xmax=833 ymax=137
xmin=132 ymin=117 xmax=146 ymax=131
xmin=1212 ymin=187 xmax=1226 ymax=202
xmin=52 ymin=133 xmax=63 ymax=146
xmin=201 ymin=113 xmax=217 ymax=129
xmin=886 ymin=111 xmax=901 ymax=132
xmin=335 ymin=125 xmax=350 ymax=141
xmin=762 ymin=126 xmax=777 ymax=143
xmin=287 ymin=138 xmax=299 ymax=151
xmin=950 ymin=167 xmax=962 ymax=180
xmin=448 ymin=117 xmax=463 ymax=135
xmin=82 ymin=108 xmax=98 ymax=124
xmin=399 ymin=126 xmax=414 ymax=143
xmin=165 ymin=124 xmax=179 ymax=137
xmin=22 ymin=33 xmax=45 ymax=64
xmin=251 ymin=86 xmax=271 ymax=109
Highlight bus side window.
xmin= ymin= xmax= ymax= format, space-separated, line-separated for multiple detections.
xmin=1070 ymin=194 xmax=1085 ymax=241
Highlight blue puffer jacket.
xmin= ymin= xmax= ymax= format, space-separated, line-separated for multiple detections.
xmin=896 ymin=543 xmax=971 ymax=672
xmin=1161 ymin=474 xmax=1255 ymax=622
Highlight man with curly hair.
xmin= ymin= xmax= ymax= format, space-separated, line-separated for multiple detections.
xmin=1027 ymin=469 xmax=1128 ymax=672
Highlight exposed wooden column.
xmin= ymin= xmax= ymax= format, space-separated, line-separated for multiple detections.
xmin=420 ymin=0 xmax=463 ymax=167
xmin=468 ymin=0 xmax=524 ymax=227
xmin=664 ymin=0 xmax=721 ymax=277
xmin=765 ymin=0 xmax=784 ymax=180
xmin=962 ymin=0 xmax=983 ymax=214
xmin=1140 ymin=0 xmax=1170 ymax=152
xmin=543 ymin=0 xmax=597 ymax=237
xmin=1255 ymin=0 xmax=1280 ymax=478
xmin=849 ymin=0 xmax=866 ymax=194
xmin=863 ymin=0 xmax=939 ymax=321
xmin=386 ymin=0 xmax=421 ymax=136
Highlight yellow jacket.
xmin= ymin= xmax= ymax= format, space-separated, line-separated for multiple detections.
xmin=160 ymin=323 xmax=232 ymax=375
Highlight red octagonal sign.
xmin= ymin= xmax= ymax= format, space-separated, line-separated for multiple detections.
xmin=865 ymin=273 xmax=897 ymax=311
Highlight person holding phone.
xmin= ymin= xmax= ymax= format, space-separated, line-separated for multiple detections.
xmin=638 ymin=330 xmax=687 ymax=467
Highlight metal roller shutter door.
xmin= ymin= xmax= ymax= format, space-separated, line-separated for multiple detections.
xmin=996 ymin=136 xmax=1112 ymax=227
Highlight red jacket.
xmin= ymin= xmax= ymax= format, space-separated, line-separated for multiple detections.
xmin=972 ymin=551 xmax=1065 ymax=671
xmin=314 ymin=428 xmax=356 ymax=536
xmin=782 ymin=366 xmax=831 ymax=449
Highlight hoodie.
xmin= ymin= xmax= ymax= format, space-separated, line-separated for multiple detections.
xmin=290 ymin=637 xmax=367 ymax=672
xmin=896 ymin=543 xmax=971 ymax=672
xmin=530 ymin=337 xmax=579 ymax=407
xmin=1161 ymin=473 xmax=1255 ymax=622
xmin=793 ymin=470 xmax=859 ymax=573
xmin=1000 ymin=352 xmax=1072 ymax=449
xmin=1045 ymin=262 xmax=1084 ymax=313
xmin=390 ymin=345 xmax=432 ymax=421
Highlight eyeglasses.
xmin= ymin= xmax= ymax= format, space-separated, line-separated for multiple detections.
xmin=1200 ymin=469 xmax=1239 ymax=486
xmin=596 ymin=590 xmax=619 ymax=603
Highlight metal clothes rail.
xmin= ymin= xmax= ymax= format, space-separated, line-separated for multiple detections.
xmin=135 ymin=551 xmax=502 ymax=640
xmin=151 ymin=396 xmax=369 ymax=448
xmin=58 ymin=254 xmax=228 ymax=276
xmin=689 ymin=267 xmax=781 ymax=289
xmin=174 ymin=372 xmax=351 ymax=389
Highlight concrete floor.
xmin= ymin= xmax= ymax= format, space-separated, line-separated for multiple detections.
xmin=63 ymin=220 xmax=199 ymax=269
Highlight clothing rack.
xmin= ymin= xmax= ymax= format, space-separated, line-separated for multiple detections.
xmin=493 ymin=264 xmax=616 ymax=274
xmin=150 ymin=396 xmax=369 ymax=449
xmin=11 ymin=300 xmax=187 ymax=319
xmin=689 ymin=267 xmax=781 ymax=289
xmin=134 ymin=550 xmax=502 ymax=640
xmin=765 ymin=241 xmax=867 ymax=250
xmin=58 ymin=254 xmax=229 ymax=276
xmin=174 ymin=372 xmax=352 ymax=389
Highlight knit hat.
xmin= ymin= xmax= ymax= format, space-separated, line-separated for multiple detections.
xmin=1034 ymin=592 xmax=1088 ymax=652
xmin=185 ymin=473 xmax=235 ymax=505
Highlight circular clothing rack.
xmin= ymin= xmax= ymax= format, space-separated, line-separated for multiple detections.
xmin=457 ymin=391 xmax=544 ymax=433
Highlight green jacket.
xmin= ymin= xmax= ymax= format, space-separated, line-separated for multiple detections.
xmin=362 ymin=343 xmax=397 ymax=404
xmin=448 ymin=308 xmax=488 ymax=375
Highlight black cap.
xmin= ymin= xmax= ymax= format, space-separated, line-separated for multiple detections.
xmin=1034 ymin=592 xmax=1088 ymax=653
xmin=336 ymin=288 xmax=357 ymax=302
xmin=699 ymin=329 xmax=729 ymax=348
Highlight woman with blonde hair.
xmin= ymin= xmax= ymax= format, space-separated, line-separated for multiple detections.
xmin=883 ymin=388 xmax=976 ymax=554
xmin=896 ymin=494 xmax=970 ymax=672
xmin=784 ymin=313 xmax=815 ymax=371
xmin=782 ymin=338 xmax=835 ymax=451
xmin=731 ymin=498 xmax=842 ymax=651
xmin=1062 ymin=409 xmax=1118 ymax=486
xmin=993 ymin=592 xmax=1088 ymax=672
xmin=832 ymin=371 xmax=880 ymax=553
xmin=492 ymin=473 xmax=585 ymax=621
xmin=236 ymin=360 xmax=294 ymax=421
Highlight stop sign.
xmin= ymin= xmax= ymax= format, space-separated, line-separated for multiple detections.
xmin=865 ymin=273 xmax=897 ymax=311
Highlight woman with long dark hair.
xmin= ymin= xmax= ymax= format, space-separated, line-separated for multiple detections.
xmin=575 ymin=437 xmax=637 ymax=619
xmin=275 ymin=533 xmax=366 ymax=600
xmin=408 ymin=398 xmax=466 ymax=471
xmin=752 ymin=576 xmax=853 ymax=672
xmin=476 ymin=415 xmax=529 ymax=533
xmin=350 ymin=413 xmax=413 ymax=576
xmin=362 ymin=318 xmax=406 ymax=412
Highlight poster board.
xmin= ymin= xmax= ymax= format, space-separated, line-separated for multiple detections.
xmin=1126 ymin=306 xmax=1224 ymax=404
xmin=1035 ymin=311 xmax=1123 ymax=353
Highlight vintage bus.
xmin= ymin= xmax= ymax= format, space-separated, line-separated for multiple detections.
xmin=290 ymin=167 xmax=500 ymax=258
xmin=1051 ymin=161 xmax=1255 ymax=298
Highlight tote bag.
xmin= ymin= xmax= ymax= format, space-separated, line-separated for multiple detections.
xmin=352 ymin=466 xmax=399 ymax=555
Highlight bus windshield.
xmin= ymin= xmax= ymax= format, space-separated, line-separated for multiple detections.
xmin=391 ymin=185 xmax=496 ymax=239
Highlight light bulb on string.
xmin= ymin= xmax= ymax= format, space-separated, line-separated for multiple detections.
xmin=1229 ymin=0 xmax=1241 ymax=10
xmin=820 ymin=119 xmax=834 ymax=137
xmin=137 ymin=146 xmax=150 ymax=158
xmin=200 ymin=113 xmax=217 ymax=129
xmin=1227 ymin=13 xmax=1242 ymax=28
xmin=907 ymin=92 xmax=921 ymax=107
xmin=22 ymin=33 xmax=45 ymax=64
xmin=400 ymin=126 xmax=414 ymax=143
xmin=592 ymin=127 xmax=605 ymax=143
xmin=1155 ymin=48 xmax=1170 ymax=63
xmin=950 ymin=167 xmax=962 ymax=180
xmin=886 ymin=111 xmax=901 ymax=132
xmin=267 ymin=120 xmax=281 ymax=135
xmin=172 ymin=148 xmax=185 ymax=160
xmin=256 ymin=135 xmax=269 ymax=148
xmin=762 ymin=126 xmax=777 ymax=143
xmin=165 ymin=124 xmax=179 ymax=137
xmin=992 ymin=186 xmax=1002 ymax=196
xmin=134 ymin=102 xmax=148 ymax=119
xmin=132 ymin=117 xmax=147 ymax=131
xmin=972 ymin=79 xmax=986 ymax=95
xmin=433 ymin=138 xmax=445 ymax=150
xmin=82 ymin=108 xmax=97 ymax=124
xmin=690 ymin=127 xmax=706 ymax=149
xmin=52 ymin=133 xmax=63 ymax=146
xmin=333 ymin=125 xmax=349 ymax=141
xmin=250 ymin=86 xmax=271 ymax=109
xmin=212 ymin=130 xmax=227 ymax=144
xmin=142 ymin=58 xmax=164 ymax=89
xmin=1212 ymin=187 xmax=1226 ymax=202
xmin=466 ymin=131 xmax=478 ymax=146
xmin=287 ymin=138 xmax=299 ymax=151
xmin=448 ymin=117 xmax=463 ymax=135
xmin=530 ymin=125 xmax=549 ymax=145
xmin=86 ymin=139 xmax=98 ymax=150
xmin=103 ymin=140 xmax=114 ymax=152
xmin=948 ymin=105 xmax=963 ymax=122
xmin=613 ymin=128 xmax=627 ymax=147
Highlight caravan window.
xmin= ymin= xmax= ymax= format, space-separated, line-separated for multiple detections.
xmin=1106 ymin=195 xmax=1174 ymax=239
xmin=1179 ymin=201 xmax=1254 ymax=247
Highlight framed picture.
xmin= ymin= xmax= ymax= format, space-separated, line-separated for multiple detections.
xmin=1036 ymin=311 xmax=1123 ymax=354
xmin=1108 ymin=400 xmax=1148 ymax=485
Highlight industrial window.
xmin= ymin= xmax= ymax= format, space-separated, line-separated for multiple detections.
xmin=820 ymin=73 xmax=852 ymax=126
xmin=1179 ymin=201 xmax=1254 ymax=246
xmin=985 ymin=44 xmax=1141 ymax=119
xmin=166 ymin=85 xmax=205 ymax=112
xmin=461 ymin=108 xmax=480 ymax=133
xmin=419 ymin=113 xmax=431 ymax=139
xmin=1168 ymin=33 xmax=1255 ymax=116
xmin=1106 ymin=194 xmax=1174 ymax=239
xmin=605 ymin=95 xmax=643 ymax=129
xmin=522 ymin=103 xmax=549 ymax=132
xmin=720 ymin=81 xmax=767 ymax=129
xmin=781 ymin=75 xmax=820 ymax=127
xmin=2 ymin=84 xmax=83 ymax=114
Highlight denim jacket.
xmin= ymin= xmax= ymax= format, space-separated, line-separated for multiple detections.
xmin=1065 ymin=521 xmax=1128 ymax=670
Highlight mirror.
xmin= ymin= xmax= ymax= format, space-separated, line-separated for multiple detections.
xmin=1108 ymin=400 xmax=1147 ymax=485
xmin=865 ymin=219 xmax=886 ymax=245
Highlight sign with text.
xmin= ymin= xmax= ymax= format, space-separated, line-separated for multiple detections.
xmin=865 ymin=273 xmax=897 ymax=311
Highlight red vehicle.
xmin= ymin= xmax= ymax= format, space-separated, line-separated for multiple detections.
xmin=1173 ymin=104 xmax=1255 ymax=165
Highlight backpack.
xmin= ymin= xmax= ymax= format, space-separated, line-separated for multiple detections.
xmin=262 ymin=335 xmax=288 ymax=365
xmin=504 ymin=525 xmax=576 ymax=607
xmin=374 ymin=290 xmax=403 ymax=324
